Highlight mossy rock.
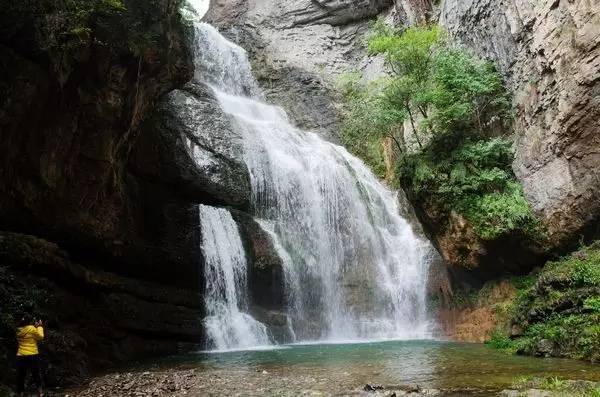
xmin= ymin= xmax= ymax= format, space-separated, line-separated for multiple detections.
xmin=490 ymin=243 xmax=600 ymax=362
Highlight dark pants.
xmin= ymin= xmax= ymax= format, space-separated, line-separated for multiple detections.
xmin=16 ymin=355 xmax=41 ymax=393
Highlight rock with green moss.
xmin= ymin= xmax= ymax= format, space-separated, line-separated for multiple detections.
xmin=498 ymin=243 xmax=600 ymax=362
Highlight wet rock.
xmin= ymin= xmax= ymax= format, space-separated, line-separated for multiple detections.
xmin=133 ymin=82 xmax=251 ymax=210
xmin=230 ymin=210 xmax=285 ymax=308
xmin=364 ymin=383 xmax=385 ymax=391
xmin=535 ymin=339 xmax=556 ymax=358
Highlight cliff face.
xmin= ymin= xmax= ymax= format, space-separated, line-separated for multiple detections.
xmin=0 ymin=0 xmax=207 ymax=386
xmin=441 ymin=0 xmax=600 ymax=250
xmin=205 ymin=0 xmax=399 ymax=141
xmin=0 ymin=0 xmax=198 ymax=286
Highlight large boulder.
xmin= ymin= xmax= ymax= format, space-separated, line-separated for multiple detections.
xmin=131 ymin=82 xmax=251 ymax=210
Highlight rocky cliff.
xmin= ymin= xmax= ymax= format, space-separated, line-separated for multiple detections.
xmin=441 ymin=1 xmax=600 ymax=251
xmin=0 ymin=0 xmax=207 ymax=387
xmin=433 ymin=0 xmax=600 ymax=349
xmin=441 ymin=0 xmax=600 ymax=252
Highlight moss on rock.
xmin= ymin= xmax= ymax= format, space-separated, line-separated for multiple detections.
xmin=486 ymin=242 xmax=600 ymax=362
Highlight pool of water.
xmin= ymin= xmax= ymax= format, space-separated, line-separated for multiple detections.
xmin=157 ymin=340 xmax=599 ymax=394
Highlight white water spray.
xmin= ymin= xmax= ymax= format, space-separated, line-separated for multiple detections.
xmin=190 ymin=13 xmax=433 ymax=346
xmin=199 ymin=205 xmax=272 ymax=350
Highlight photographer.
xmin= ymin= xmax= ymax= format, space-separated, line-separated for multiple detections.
xmin=15 ymin=314 xmax=44 ymax=397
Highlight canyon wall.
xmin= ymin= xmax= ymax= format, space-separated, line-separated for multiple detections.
xmin=441 ymin=0 xmax=600 ymax=252
xmin=0 ymin=0 xmax=206 ymax=385
xmin=1 ymin=0 xmax=598 ymax=384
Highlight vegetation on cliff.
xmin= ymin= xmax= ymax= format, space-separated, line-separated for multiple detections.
xmin=491 ymin=243 xmax=600 ymax=362
xmin=339 ymin=24 xmax=542 ymax=264
xmin=3 ymin=0 xmax=174 ymax=73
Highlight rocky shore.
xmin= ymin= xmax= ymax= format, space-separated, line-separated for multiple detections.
xmin=57 ymin=367 xmax=600 ymax=397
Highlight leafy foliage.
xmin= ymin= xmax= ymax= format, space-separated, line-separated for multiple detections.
xmin=486 ymin=330 xmax=517 ymax=352
xmin=338 ymin=74 xmax=401 ymax=177
xmin=399 ymin=138 xmax=538 ymax=239
xmin=339 ymin=23 xmax=539 ymax=242
xmin=489 ymin=243 xmax=600 ymax=362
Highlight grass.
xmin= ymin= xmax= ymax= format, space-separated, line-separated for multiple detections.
xmin=512 ymin=376 xmax=600 ymax=396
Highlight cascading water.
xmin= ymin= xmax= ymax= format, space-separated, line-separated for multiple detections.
xmin=188 ymin=5 xmax=433 ymax=346
xmin=199 ymin=205 xmax=272 ymax=350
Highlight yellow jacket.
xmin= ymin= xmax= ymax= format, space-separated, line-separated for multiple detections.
xmin=16 ymin=325 xmax=44 ymax=356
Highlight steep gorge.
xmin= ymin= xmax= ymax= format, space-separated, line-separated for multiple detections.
xmin=0 ymin=0 xmax=598 ymax=389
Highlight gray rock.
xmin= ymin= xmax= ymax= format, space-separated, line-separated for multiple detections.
xmin=510 ymin=323 xmax=524 ymax=337
xmin=535 ymin=338 xmax=556 ymax=357
xmin=206 ymin=0 xmax=399 ymax=142
xmin=134 ymin=82 xmax=252 ymax=209
xmin=230 ymin=210 xmax=285 ymax=309
xmin=441 ymin=0 xmax=600 ymax=247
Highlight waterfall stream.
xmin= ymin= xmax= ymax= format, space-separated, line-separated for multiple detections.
xmin=199 ymin=205 xmax=272 ymax=350
xmin=189 ymin=8 xmax=433 ymax=349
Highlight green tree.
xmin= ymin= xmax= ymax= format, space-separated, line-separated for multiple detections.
xmin=340 ymin=23 xmax=540 ymax=242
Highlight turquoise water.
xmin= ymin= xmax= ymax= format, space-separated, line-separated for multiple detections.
xmin=163 ymin=340 xmax=600 ymax=394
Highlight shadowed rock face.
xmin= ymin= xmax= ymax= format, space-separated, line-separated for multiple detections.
xmin=441 ymin=0 xmax=600 ymax=248
xmin=0 ymin=232 xmax=204 ymax=386
xmin=0 ymin=0 xmax=198 ymax=287
xmin=0 ymin=0 xmax=212 ymax=387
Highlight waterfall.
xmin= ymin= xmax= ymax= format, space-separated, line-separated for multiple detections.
xmin=199 ymin=205 xmax=272 ymax=350
xmin=189 ymin=7 xmax=433 ymax=345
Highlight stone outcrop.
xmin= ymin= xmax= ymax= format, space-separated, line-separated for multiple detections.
xmin=441 ymin=0 xmax=600 ymax=248
xmin=132 ymin=82 xmax=251 ymax=210
xmin=230 ymin=210 xmax=285 ymax=311
xmin=205 ymin=0 xmax=400 ymax=141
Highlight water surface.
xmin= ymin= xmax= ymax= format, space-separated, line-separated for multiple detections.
xmin=159 ymin=340 xmax=600 ymax=394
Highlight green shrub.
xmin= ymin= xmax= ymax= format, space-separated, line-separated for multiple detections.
xmin=398 ymin=137 xmax=540 ymax=241
xmin=506 ymin=243 xmax=600 ymax=362
xmin=339 ymin=23 xmax=540 ymax=243
xmin=485 ymin=330 xmax=517 ymax=352
xmin=584 ymin=297 xmax=600 ymax=312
